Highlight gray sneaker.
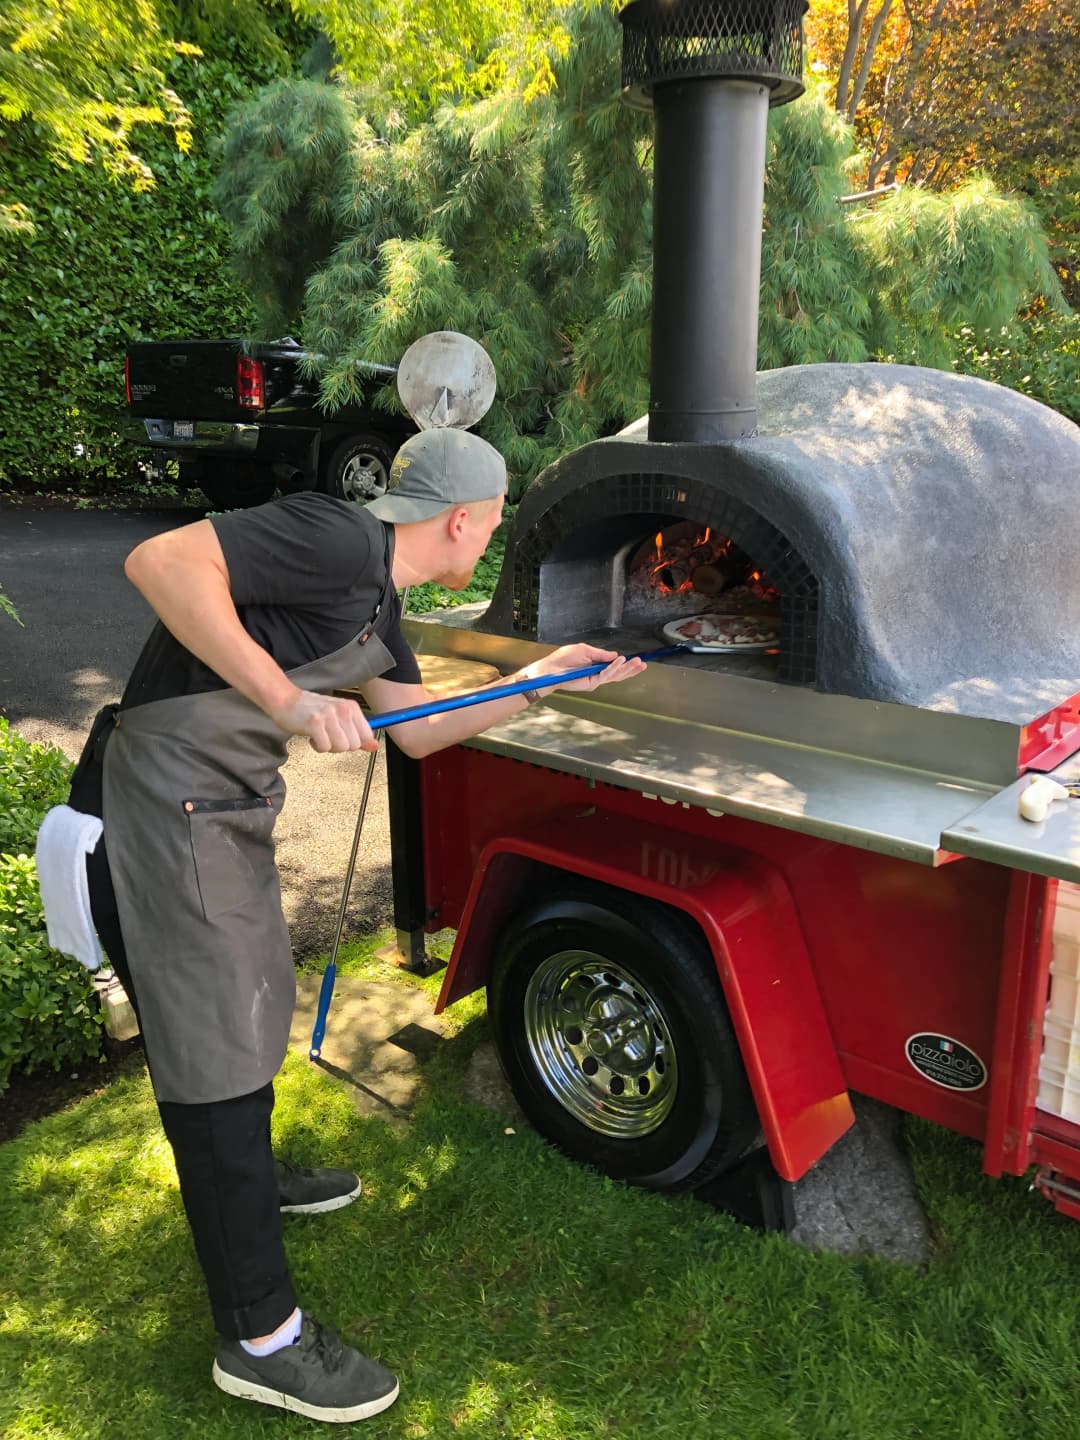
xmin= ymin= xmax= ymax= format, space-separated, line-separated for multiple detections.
xmin=212 ymin=1316 xmax=399 ymax=1423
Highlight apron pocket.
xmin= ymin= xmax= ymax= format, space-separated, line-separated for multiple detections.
xmin=183 ymin=795 xmax=276 ymax=921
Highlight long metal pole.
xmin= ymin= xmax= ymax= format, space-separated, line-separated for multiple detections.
xmin=310 ymin=587 xmax=412 ymax=1060
xmin=308 ymin=640 xmax=684 ymax=1056
xmin=309 ymin=743 xmax=380 ymax=1058
xmin=366 ymin=644 xmax=686 ymax=732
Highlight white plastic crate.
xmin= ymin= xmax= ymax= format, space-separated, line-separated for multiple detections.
xmin=1048 ymin=953 xmax=1080 ymax=1029
xmin=1037 ymin=1058 xmax=1080 ymax=1123
xmin=1038 ymin=883 xmax=1080 ymax=1121
xmin=1041 ymin=1014 xmax=1080 ymax=1072
xmin=1052 ymin=878 xmax=1080 ymax=939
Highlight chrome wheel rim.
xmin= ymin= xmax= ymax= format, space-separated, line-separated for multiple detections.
xmin=522 ymin=950 xmax=678 ymax=1137
xmin=340 ymin=449 xmax=388 ymax=502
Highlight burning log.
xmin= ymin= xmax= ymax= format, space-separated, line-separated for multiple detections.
xmin=692 ymin=564 xmax=724 ymax=595
xmin=626 ymin=522 xmax=779 ymax=622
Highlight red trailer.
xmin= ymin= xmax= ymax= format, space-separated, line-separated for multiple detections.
xmin=384 ymin=613 xmax=1080 ymax=1230
xmin=379 ymin=1 xmax=1080 ymax=1230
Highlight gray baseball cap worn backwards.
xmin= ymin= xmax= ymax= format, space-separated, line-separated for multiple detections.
xmin=365 ymin=428 xmax=506 ymax=523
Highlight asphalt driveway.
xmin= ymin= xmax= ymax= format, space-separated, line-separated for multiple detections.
xmin=0 ymin=505 xmax=396 ymax=956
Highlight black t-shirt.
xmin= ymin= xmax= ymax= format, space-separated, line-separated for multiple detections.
xmin=120 ymin=493 xmax=420 ymax=708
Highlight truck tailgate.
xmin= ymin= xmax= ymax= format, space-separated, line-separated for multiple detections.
xmin=127 ymin=340 xmax=243 ymax=420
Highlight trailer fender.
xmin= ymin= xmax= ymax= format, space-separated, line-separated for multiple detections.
xmin=436 ymin=808 xmax=853 ymax=1180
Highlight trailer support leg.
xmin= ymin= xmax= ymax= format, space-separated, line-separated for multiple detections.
xmin=381 ymin=740 xmax=432 ymax=975
xmin=694 ymin=1147 xmax=796 ymax=1233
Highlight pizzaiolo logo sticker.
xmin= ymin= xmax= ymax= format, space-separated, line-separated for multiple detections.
xmin=904 ymin=1033 xmax=987 ymax=1091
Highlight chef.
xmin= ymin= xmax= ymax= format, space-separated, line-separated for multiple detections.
xmin=66 ymin=425 xmax=645 ymax=1423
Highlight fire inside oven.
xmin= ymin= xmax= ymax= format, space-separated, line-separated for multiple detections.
xmin=525 ymin=487 xmax=820 ymax=685
xmin=624 ymin=521 xmax=777 ymax=626
xmin=601 ymin=520 xmax=782 ymax=679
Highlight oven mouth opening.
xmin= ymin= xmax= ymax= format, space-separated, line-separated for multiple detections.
xmin=533 ymin=514 xmax=798 ymax=682
xmin=624 ymin=520 xmax=779 ymax=631
xmin=558 ymin=523 xmax=784 ymax=681
xmin=513 ymin=473 xmax=820 ymax=687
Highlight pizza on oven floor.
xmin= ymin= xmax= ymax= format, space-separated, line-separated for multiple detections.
xmin=669 ymin=612 xmax=779 ymax=648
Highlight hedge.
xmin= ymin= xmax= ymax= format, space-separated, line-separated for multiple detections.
xmin=952 ymin=306 xmax=1080 ymax=427
xmin=0 ymin=31 xmax=301 ymax=494
xmin=0 ymin=719 xmax=101 ymax=1093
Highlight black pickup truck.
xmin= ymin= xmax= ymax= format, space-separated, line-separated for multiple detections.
xmin=125 ymin=338 xmax=416 ymax=509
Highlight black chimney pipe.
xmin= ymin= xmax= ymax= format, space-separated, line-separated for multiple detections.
xmin=620 ymin=1 xmax=808 ymax=443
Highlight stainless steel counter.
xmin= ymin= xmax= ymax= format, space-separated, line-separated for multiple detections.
xmin=404 ymin=613 xmax=1080 ymax=879
xmin=942 ymin=754 xmax=1080 ymax=884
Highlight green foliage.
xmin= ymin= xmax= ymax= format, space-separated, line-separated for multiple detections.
xmin=856 ymin=174 xmax=1063 ymax=367
xmin=759 ymin=85 xmax=874 ymax=368
xmin=296 ymin=0 xmax=575 ymax=120
xmin=213 ymin=76 xmax=359 ymax=336
xmin=1016 ymin=160 xmax=1080 ymax=311
xmin=406 ymin=525 xmax=508 ymax=614
xmin=0 ymin=2 xmax=291 ymax=216
xmin=218 ymin=15 xmax=1064 ymax=496
xmin=0 ymin=0 xmax=187 ymax=194
xmin=760 ymin=90 xmax=1064 ymax=371
xmin=221 ymin=4 xmax=651 ymax=496
xmin=0 ymin=587 xmax=22 ymax=625
xmin=952 ymin=307 xmax=1080 ymax=427
xmin=0 ymin=30 xmax=300 ymax=492
xmin=2 ymin=3 xmax=1069 ymax=497
xmin=0 ymin=723 xmax=72 ymax=854
xmin=0 ymin=720 xmax=101 ymax=1094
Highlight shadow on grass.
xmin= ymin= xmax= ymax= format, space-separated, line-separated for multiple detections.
xmin=2 ymin=1022 xmax=1079 ymax=1440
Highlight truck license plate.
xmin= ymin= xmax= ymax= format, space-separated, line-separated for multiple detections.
xmin=173 ymin=420 xmax=194 ymax=440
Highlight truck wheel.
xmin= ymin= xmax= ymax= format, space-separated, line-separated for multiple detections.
xmin=489 ymin=889 xmax=758 ymax=1191
xmin=320 ymin=433 xmax=395 ymax=504
xmin=198 ymin=459 xmax=275 ymax=511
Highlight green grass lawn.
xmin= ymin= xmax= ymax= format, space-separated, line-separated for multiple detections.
xmin=2 ymin=961 xmax=1079 ymax=1440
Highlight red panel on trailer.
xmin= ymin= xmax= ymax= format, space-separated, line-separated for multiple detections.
xmin=1032 ymin=1112 xmax=1080 ymax=1219
xmin=420 ymin=747 xmax=1016 ymax=1148
xmin=983 ymin=871 xmax=1054 ymax=1176
xmin=436 ymin=807 xmax=853 ymax=1180
xmin=1019 ymin=693 xmax=1080 ymax=771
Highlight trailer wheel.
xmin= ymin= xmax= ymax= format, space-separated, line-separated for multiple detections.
xmin=198 ymin=458 xmax=275 ymax=511
xmin=489 ymin=891 xmax=758 ymax=1191
xmin=320 ymin=433 xmax=395 ymax=504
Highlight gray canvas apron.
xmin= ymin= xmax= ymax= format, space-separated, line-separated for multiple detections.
xmin=102 ymin=596 xmax=394 ymax=1105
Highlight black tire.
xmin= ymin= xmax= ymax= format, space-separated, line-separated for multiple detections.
xmin=489 ymin=885 xmax=758 ymax=1192
xmin=319 ymin=432 xmax=395 ymax=504
xmin=198 ymin=458 xmax=276 ymax=511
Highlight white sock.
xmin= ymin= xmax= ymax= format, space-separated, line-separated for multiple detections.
xmin=240 ymin=1307 xmax=302 ymax=1356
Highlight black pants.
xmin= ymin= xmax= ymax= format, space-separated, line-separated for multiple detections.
xmin=87 ymin=832 xmax=298 ymax=1340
